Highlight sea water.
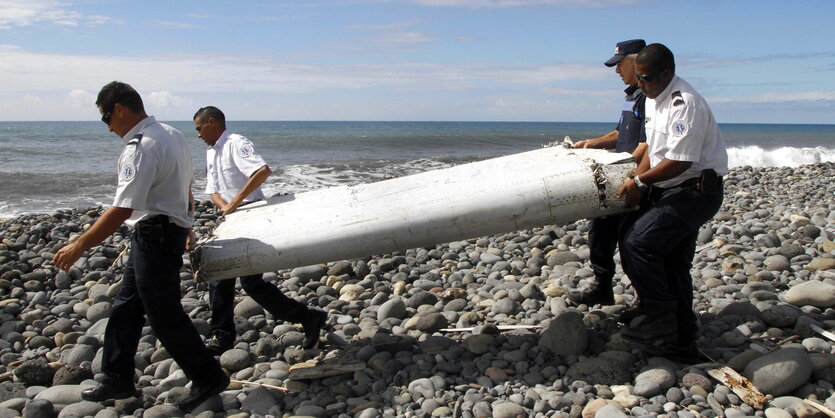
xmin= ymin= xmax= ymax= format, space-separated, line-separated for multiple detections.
xmin=1 ymin=121 xmax=833 ymax=218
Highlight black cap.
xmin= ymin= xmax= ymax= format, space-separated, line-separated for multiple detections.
xmin=604 ymin=39 xmax=646 ymax=67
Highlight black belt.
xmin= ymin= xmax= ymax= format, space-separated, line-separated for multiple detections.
xmin=654 ymin=169 xmax=723 ymax=195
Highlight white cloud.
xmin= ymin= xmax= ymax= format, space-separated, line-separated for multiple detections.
xmin=709 ymin=90 xmax=835 ymax=104
xmin=65 ymin=89 xmax=95 ymax=107
xmin=146 ymin=91 xmax=192 ymax=108
xmin=0 ymin=0 xmax=112 ymax=29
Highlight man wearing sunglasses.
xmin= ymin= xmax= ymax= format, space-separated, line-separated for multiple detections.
xmin=569 ymin=39 xmax=648 ymax=309
xmin=193 ymin=106 xmax=328 ymax=354
xmin=54 ymin=81 xmax=229 ymax=412
xmin=617 ymin=44 xmax=728 ymax=362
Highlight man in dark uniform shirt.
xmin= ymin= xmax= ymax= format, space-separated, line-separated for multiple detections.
xmin=570 ymin=39 xmax=648 ymax=307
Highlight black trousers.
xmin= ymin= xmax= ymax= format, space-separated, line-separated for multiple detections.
xmin=620 ymin=183 xmax=723 ymax=343
xmin=209 ymin=273 xmax=307 ymax=342
xmin=588 ymin=213 xmax=625 ymax=286
xmin=101 ymin=222 xmax=224 ymax=386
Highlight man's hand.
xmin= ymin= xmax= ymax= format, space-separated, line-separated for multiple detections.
xmin=618 ymin=179 xmax=644 ymax=208
xmin=573 ymin=139 xmax=595 ymax=149
xmin=186 ymin=228 xmax=197 ymax=252
xmin=220 ymin=202 xmax=240 ymax=216
xmin=54 ymin=241 xmax=85 ymax=272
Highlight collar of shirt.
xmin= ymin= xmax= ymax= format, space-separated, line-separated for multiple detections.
xmin=652 ymin=75 xmax=680 ymax=108
xmin=624 ymin=85 xmax=643 ymax=101
xmin=121 ymin=116 xmax=157 ymax=144
xmin=212 ymin=129 xmax=231 ymax=151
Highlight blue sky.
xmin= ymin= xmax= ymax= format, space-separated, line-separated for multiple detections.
xmin=0 ymin=0 xmax=833 ymax=123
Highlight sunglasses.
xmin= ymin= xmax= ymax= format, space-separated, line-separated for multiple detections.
xmin=634 ymin=73 xmax=656 ymax=83
xmin=101 ymin=111 xmax=112 ymax=125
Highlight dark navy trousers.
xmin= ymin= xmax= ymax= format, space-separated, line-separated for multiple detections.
xmin=588 ymin=214 xmax=625 ymax=286
xmin=102 ymin=223 xmax=224 ymax=386
xmin=209 ymin=273 xmax=307 ymax=342
xmin=620 ymin=183 xmax=723 ymax=343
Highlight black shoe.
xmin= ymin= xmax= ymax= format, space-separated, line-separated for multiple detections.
xmin=301 ymin=308 xmax=327 ymax=349
xmin=81 ymin=382 xmax=136 ymax=402
xmin=205 ymin=334 xmax=233 ymax=355
xmin=621 ymin=313 xmax=678 ymax=344
xmin=177 ymin=374 xmax=230 ymax=412
xmin=568 ymin=282 xmax=615 ymax=306
xmin=646 ymin=341 xmax=704 ymax=364
xmin=617 ymin=305 xmax=645 ymax=325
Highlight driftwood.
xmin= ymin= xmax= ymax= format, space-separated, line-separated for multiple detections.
xmin=811 ymin=324 xmax=835 ymax=344
xmin=439 ymin=325 xmax=542 ymax=333
xmin=706 ymin=366 xmax=766 ymax=410
xmin=804 ymin=399 xmax=835 ymax=418
xmin=288 ymin=359 xmax=365 ymax=380
xmin=230 ymin=379 xmax=290 ymax=392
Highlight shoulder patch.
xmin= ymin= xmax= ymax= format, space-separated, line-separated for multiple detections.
xmin=672 ymin=119 xmax=689 ymax=136
xmin=128 ymin=133 xmax=143 ymax=145
xmin=120 ymin=162 xmax=137 ymax=182
xmin=671 ymin=91 xmax=685 ymax=107
xmin=239 ymin=143 xmax=254 ymax=158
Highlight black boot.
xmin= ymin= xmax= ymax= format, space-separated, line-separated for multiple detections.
xmin=301 ymin=308 xmax=328 ymax=349
xmin=568 ymin=282 xmax=615 ymax=306
xmin=621 ymin=312 xmax=678 ymax=344
xmin=81 ymin=381 xmax=136 ymax=402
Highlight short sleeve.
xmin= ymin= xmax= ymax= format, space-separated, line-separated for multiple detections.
xmin=113 ymin=145 xmax=155 ymax=209
xmin=660 ymin=96 xmax=709 ymax=162
xmin=230 ymin=136 xmax=267 ymax=178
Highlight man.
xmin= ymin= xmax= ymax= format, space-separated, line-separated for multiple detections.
xmin=569 ymin=39 xmax=648 ymax=307
xmin=617 ymin=44 xmax=728 ymax=360
xmin=54 ymin=82 xmax=228 ymax=412
xmin=193 ymin=106 xmax=327 ymax=353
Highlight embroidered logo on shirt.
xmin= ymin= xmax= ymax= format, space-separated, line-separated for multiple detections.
xmin=240 ymin=144 xmax=254 ymax=158
xmin=673 ymin=120 xmax=689 ymax=136
xmin=121 ymin=163 xmax=136 ymax=181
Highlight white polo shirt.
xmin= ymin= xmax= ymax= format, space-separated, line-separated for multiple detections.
xmin=205 ymin=130 xmax=267 ymax=204
xmin=644 ymin=76 xmax=728 ymax=188
xmin=113 ymin=116 xmax=195 ymax=228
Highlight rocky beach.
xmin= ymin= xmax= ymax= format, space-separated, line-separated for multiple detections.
xmin=0 ymin=162 xmax=834 ymax=418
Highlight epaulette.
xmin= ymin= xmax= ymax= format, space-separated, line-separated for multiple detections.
xmin=127 ymin=133 xmax=143 ymax=145
xmin=672 ymin=91 xmax=685 ymax=107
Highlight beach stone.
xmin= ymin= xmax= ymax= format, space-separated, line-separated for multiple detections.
xmin=806 ymin=258 xmax=835 ymax=271
xmin=595 ymin=404 xmax=628 ymax=418
xmin=377 ymin=297 xmax=407 ymax=321
xmin=761 ymin=304 xmax=801 ymax=328
xmin=765 ymin=407 xmax=793 ymax=418
xmin=64 ymin=343 xmax=96 ymax=367
xmin=785 ymin=281 xmax=835 ymax=308
xmin=52 ymin=365 xmax=93 ymax=386
xmin=240 ymin=386 xmax=279 ymax=415
xmin=414 ymin=313 xmax=448 ymax=333
xmin=33 ymin=385 xmax=86 ymax=405
xmin=565 ymin=357 xmax=631 ymax=386
xmin=295 ymin=405 xmax=326 ymax=417
xmin=491 ymin=298 xmax=520 ymax=315
xmin=492 ymin=402 xmax=526 ymax=418
xmin=778 ymin=244 xmax=805 ymax=259
xmin=764 ymin=255 xmax=790 ymax=271
xmin=22 ymin=399 xmax=53 ymax=418
xmin=291 ymin=265 xmax=326 ymax=283
xmin=407 ymin=291 xmax=438 ymax=308
xmin=682 ymin=373 xmax=712 ymax=391
xmin=57 ymin=400 xmax=103 ymax=417
xmin=408 ymin=378 xmax=434 ymax=399
xmin=14 ymin=358 xmax=54 ymax=386
xmin=327 ymin=261 xmax=353 ymax=277
xmin=143 ymin=404 xmax=182 ymax=417
xmin=742 ymin=347 xmax=813 ymax=396
xmin=539 ymin=311 xmax=587 ymax=356
xmin=219 ymin=349 xmax=250 ymax=372
xmin=633 ymin=367 xmax=675 ymax=397
xmin=234 ymin=297 xmax=263 ymax=318
xmin=86 ymin=301 xmax=111 ymax=323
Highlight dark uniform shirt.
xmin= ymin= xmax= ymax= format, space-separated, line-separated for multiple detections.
xmin=614 ymin=85 xmax=647 ymax=153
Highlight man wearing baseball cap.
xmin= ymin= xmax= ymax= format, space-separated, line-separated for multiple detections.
xmin=569 ymin=39 xmax=648 ymax=313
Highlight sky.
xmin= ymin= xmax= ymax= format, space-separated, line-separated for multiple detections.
xmin=0 ymin=0 xmax=833 ymax=124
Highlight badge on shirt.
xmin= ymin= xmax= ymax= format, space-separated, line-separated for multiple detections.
xmin=673 ymin=120 xmax=689 ymax=136
xmin=121 ymin=162 xmax=137 ymax=181
xmin=240 ymin=144 xmax=254 ymax=158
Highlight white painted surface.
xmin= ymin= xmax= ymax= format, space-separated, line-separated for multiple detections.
xmin=193 ymin=146 xmax=635 ymax=282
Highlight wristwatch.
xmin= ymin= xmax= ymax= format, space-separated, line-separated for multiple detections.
xmin=633 ymin=175 xmax=649 ymax=191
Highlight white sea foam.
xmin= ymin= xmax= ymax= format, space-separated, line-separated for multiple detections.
xmin=727 ymin=145 xmax=835 ymax=168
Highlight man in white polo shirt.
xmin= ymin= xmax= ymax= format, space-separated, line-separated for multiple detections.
xmin=617 ymin=43 xmax=728 ymax=362
xmin=194 ymin=106 xmax=327 ymax=354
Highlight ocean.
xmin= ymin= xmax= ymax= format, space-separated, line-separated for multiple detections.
xmin=1 ymin=121 xmax=833 ymax=219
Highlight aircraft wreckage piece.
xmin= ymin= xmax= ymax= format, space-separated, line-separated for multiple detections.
xmin=192 ymin=146 xmax=636 ymax=282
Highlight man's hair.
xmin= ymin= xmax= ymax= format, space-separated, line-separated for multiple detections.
xmin=194 ymin=106 xmax=226 ymax=126
xmin=96 ymin=81 xmax=144 ymax=114
xmin=636 ymin=43 xmax=675 ymax=73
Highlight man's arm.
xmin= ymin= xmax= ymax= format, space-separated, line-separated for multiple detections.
xmin=54 ymin=206 xmax=133 ymax=271
xmin=618 ymin=157 xmax=692 ymax=207
xmin=573 ymin=130 xmax=618 ymax=149
xmin=220 ymin=165 xmax=272 ymax=216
